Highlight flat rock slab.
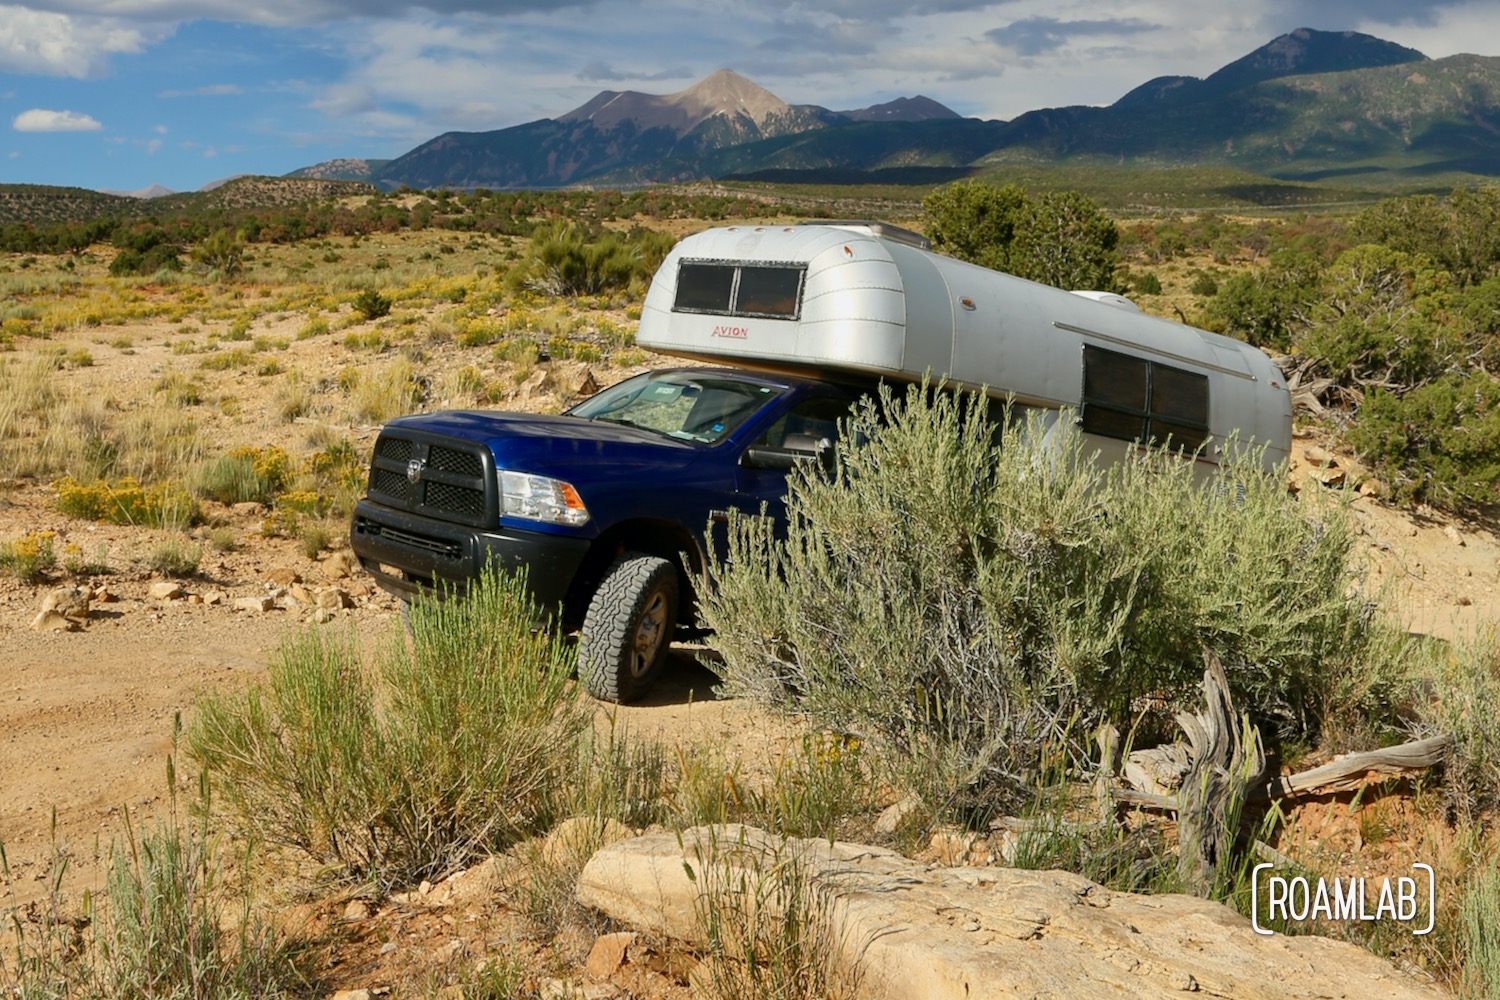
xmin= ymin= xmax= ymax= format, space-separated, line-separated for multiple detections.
xmin=576 ymin=824 xmax=1444 ymax=1000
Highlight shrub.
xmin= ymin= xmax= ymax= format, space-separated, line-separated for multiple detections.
xmin=1134 ymin=272 xmax=1162 ymax=295
xmin=56 ymin=476 xmax=199 ymax=529
xmin=351 ymin=288 xmax=392 ymax=321
xmin=143 ymin=534 xmax=202 ymax=577
xmin=187 ymin=563 xmax=588 ymax=889
xmin=702 ymin=385 xmax=1402 ymax=817
xmin=195 ymin=446 xmax=291 ymax=505
xmin=0 ymin=530 xmax=57 ymax=582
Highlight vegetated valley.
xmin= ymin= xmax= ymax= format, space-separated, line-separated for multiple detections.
xmin=1 ymin=176 xmax=1499 ymax=999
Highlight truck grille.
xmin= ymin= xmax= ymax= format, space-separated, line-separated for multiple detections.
xmin=366 ymin=430 xmax=494 ymax=528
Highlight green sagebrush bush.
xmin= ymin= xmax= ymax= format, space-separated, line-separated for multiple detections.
xmin=702 ymin=384 xmax=1406 ymax=816
xmin=187 ymin=563 xmax=587 ymax=890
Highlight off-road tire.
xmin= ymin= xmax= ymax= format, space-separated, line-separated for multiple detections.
xmin=578 ymin=552 xmax=679 ymax=703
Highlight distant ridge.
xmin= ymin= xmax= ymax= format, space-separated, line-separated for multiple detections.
xmin=287 ymin=29 xmax=1500 ymax=191
xmin=97 ymin=183 xmax=175 ymax=199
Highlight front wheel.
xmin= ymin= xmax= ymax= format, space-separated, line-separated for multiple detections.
xmin=578 ymin=552 xmax=679 ymax=703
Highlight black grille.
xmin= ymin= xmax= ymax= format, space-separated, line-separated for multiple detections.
xmin=372 ymin=467 xmax=411 ymax=501
xmin=429 ymin=445 xmax=484 ymax=476
xmin=424 ymin=480 xmax=485 ymax=516
xmin=378 ymin=437 xmax=413 ymax=462
xmin=367 ymin=430 xmax=493 ymax=527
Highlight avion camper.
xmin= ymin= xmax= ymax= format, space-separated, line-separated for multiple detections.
xmin=636 ymin=221 xmax=1291 ymax=474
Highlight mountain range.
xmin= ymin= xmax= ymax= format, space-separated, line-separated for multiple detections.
xmin=289 ymin=27 xmax=1500 ymax=191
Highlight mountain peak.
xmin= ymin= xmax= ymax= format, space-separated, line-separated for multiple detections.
xmin=1202 ymin=27 xmax=1425 ymax=94
xmin=671 ymin=68 xmax=791 ymax=126
xmin=561 ymin=69 xmax=792 ymax=136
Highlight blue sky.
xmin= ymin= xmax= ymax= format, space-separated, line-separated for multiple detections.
xmin=1 ymin=0 xmax=1495 ymax=193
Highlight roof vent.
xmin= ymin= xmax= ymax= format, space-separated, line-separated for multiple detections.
xmin=797 ymin=219 xmax=931 ymax=251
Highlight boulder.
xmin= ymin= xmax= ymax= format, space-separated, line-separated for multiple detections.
xmin=39 ymin=586 xmax=90 ymax=622
xmin=541 ymin=816 xmax=634 ymax=869
xmin=321 ymin=550 xmax=356 ymax=580
xmin=576 ymin=825 xmax=1444 ymax=1000
xmin=149 ymin=581 xmax=184 ymax=601
xmin=235 ymin=595 xmax=274 ymax=613
xmin=266 ymin=566 xmax=301 ymax=587
xmin=585 ymin=931 xmax=636 ymax=979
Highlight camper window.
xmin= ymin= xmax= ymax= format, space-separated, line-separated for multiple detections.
xmin=674 ymin=260 xmax=805 ymax=320
xmin=1081 ymin=345 xmax=1209 ymax=453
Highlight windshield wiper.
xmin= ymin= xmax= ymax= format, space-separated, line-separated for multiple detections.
xmin=591 ymin=416 xmax=679 ymax=441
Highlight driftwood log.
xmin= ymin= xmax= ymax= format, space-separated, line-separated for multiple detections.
xmin=1174 ymin=651 xmax=1266 ymax=894
xmin=1102 ymin=650 xmax=1453 ymax=894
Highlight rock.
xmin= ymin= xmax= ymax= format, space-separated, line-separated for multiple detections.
xmin=232 ymin=501 xmax=263 ymax=517
xmin=540 ymin=981 xmax=622 ymax=1000
xmin=342 ymin=898 xmax=373 ymax=921
xmin=928 ymin=827 xmax=975 ymax=866
xmin=314 ymin=608 xmax=335 ymax=624
xmin=289 ymin=583 xmax=313 ymax=605
xmin=30 ymin=609 xmax=78 ymax=632
xmin=873 ymin=794 xmax=922 ymax=836
xmin=576 ymin=824 xmax=1446 ymax=1000
xmin=541 ymin=816 xmax=634 ymax=868
xmin=1358 ymin=478 xmax=1388 ymax=499
xmin=1443 ymin=525 xmax=1465 ymax=547
xmin=149 ymin=581 xmax=184 ymax=601
xmin=316 ymin=587 xmax=353 ymax=611
xmin=266 ymin=566 xmax=300 ymax=587
xmin=202 ymin=590 xmax=225 ymax=606
xmin=577 ymin=369 xmax=600 ymax=396
xmin=40 ymin=586 xmax=89 ymax=623
xmin=586 ymin=931 xmax=636 ymax=979
xmin=235 ymin=595 xmax=274 ymax=613
xmin=1312 ymin=467 xmax=1346 ymax=488
xmin=92 ymin=586 xmax=115 ymax=603
xmin=322 ymin=550 xmax=356 ymax=580
xmin=331 ymin=991 xmax=372 ymax=1000
xmin=1303 ymin=445 xmax=1338 ymax=468
xmin=187 ymin=594 xmax=203 ymax=605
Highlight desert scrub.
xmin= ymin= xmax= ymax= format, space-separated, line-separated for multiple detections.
xmin=143 ymin=532 xmax=203 ymax=577
xmin=187 ymin=563 xmax=588 ymax=889
xmin=347 ymin=356 xmax=425 ymax=424
xmin=195 ymin=445 xmax=292 ymax=505
xmin=0 ymin=773 xmax=307 ymax=1000
xmin=55 ymin=477 xmax=199 ymax=529
xmin=702 ymin=384 xmax=1407 ymax=818
xmin=0 ymin=530 xmax=57 ymax=582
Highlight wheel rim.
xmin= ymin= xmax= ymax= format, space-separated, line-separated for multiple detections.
xmin=628 ymin=588 xmax=670 ymax=678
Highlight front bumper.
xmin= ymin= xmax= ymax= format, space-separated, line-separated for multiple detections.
xmin=350 ymin=498 xmax=590 ymax=611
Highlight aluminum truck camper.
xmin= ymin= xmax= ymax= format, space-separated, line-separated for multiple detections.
xmin=636 ymin=222 xmax=1292 ymax=474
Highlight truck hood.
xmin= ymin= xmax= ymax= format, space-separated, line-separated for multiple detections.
xmin=384 ymin=409 xmax=700 ymax=477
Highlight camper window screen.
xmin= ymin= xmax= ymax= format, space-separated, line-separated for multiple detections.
xmin=674 ymin=261 xmax=804 ymax=320
xmin=1081 ymin=345 xmax=1209 ymax=452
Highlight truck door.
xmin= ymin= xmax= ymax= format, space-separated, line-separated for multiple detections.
xmin=732 ymin=395 xmax=851 ymax=525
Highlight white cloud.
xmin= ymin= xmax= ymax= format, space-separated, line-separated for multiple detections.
xmin=158 ymin=83 xmax=244 ymax=97
xmin=0 ymin=5 xmax=159 ymax=76
xmin=12 ymin=107 xmax=102 ymax=131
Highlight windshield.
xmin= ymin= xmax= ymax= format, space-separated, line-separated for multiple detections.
xmin=567 ymin=370 xmax=783 ymax=444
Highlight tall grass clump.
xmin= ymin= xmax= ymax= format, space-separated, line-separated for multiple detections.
xmin=687 ymin=828 xmax=858 ymax=1000
xmin=0 ymin=774 xmax=306 ymax=1000
xmin=187 ymin=564 xmax=588 ymax=890
xmin=1461 ymin=863 xmax=1500 ymax=1000
xmin=703 ymin=384 xmax=1406 ymax=819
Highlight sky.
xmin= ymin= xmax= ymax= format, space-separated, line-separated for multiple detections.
xmin=1 ymin=0 xmax=1496 ymax=193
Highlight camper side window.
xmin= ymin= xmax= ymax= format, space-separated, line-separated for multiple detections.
xmin=674 ymin=260 xmax=805 ymax=320
xmin=1081 ymin=345 xmax=1209 ymax=452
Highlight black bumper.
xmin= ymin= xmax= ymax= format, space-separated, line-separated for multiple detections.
xmin=350 ymin=498 xmax=591 ymax=610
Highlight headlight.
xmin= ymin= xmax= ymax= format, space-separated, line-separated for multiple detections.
xmin=500 ymin=470 xmax=590 ymax=526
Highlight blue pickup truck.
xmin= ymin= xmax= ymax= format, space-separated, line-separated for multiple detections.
xmin=352 ymin=220 xmax=1291 ymax=703
xmin=350 ymin=365 xmax=859 ymax=702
